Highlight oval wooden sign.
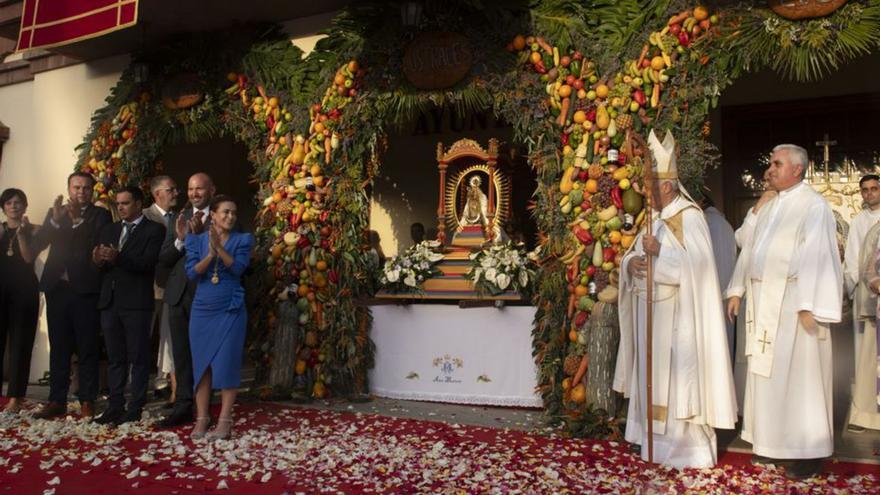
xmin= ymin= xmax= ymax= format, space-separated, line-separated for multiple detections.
xmin=403 ymin=32 xmax=473 ymax=90
xmin=161 ymin=73 xmax=204 ymax=110
xmin=768 ymin=0 xmax=847 ymax=20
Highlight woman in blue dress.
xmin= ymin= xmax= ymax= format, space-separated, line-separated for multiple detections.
xmin=185 ymin=195 xmax=253 ymax=440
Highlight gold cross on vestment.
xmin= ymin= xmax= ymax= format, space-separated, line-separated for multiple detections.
xmin=758 ymin=330 xmax=772 ymax=353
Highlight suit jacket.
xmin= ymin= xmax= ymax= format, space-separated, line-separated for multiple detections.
xmin=96 ymin=217 xmax=166 ymax=311
xmin=143 ymin=203 xmax=175 ymax=289
xmin=159 ymin=207 xmax=211 ymax=307
xmin=34 ymin=204 xmax=113 ymax=295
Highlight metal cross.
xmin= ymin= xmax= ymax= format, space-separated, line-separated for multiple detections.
xmin=815 ymin=133 xmax=837 ymax=180
xmin=758 ymin=330 xmax=772 ymax=353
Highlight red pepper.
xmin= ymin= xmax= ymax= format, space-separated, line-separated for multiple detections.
xmin=320 ymin=239 xmax=330 ymax=249
xmin=328 ymin=270 xmax=338 ymax=284
xmin=319 ymin=211 xmax=330 ymax=223
xmin=586 ymin=265 xmax=597 ymax=277
xmin=533 ymin=60 xmax=547 ymax=74
xmin=617 ymin=152 xmax=626 ymax=166
xmin=632 ymin=90 xmax=647 ymax=106
xmin=266 ymin=116 xmax=275 ymax=132
xmin=603 ymin=247 xmax=615 ymax=262
xmin=575 ymin=310 xmax=588 ymax=327
xmin=584 ymin=108 xmax=596 ymax=122
xmin=238 ymin=74 xmax=248 ymax=89
xmin=297 ymin=236 xmax=311 ymax=249
xmin=573 ymin=226 xmax=593 ymax=245
xmin=561 ymin=132 xmax=569 ymax=147
xmin=678 ymin=31 xmax=690 ymax=47
xmin=610 ymin=187 xmax=623 ymax=208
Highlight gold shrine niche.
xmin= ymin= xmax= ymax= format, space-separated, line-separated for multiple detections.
xmin=379 ymin=138 xmax=520 ymax=301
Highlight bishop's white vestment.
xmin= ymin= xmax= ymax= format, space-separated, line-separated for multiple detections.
xmin=727 ymin=182 xmax=843 ymax=459
xmin=614 ymin=195 xmax=737 ymax=469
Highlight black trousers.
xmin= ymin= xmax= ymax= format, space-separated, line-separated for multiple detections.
xmin=101 ymin=305 xmax=152 ymax=413
xmin=0 ymin=285 xmax=39 ymax=398
xmin=168 ymin=289 xmax=194 ymax=409
xmin=45 ymin=284 xmax=100 ymax=404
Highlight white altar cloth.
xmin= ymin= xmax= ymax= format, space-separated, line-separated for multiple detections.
xmin=368 ymin=305 xmax=542 ymax=407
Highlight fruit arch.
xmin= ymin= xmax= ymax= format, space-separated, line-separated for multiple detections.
xmin=74 ymin=2 xmax=880 ymax=436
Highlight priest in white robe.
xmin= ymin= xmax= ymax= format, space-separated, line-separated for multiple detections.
xmin=849 ymin=221 xmax=880 ymax=431
xmin=702 ymin=196 xmax=737 ymax=361
xmin=843 ymin=174 xmax=880 ymax=381
xmin=726 ymin=144 xmax=843 ymax=479
xmin=613 ymin=130 xmax=737 ymax=469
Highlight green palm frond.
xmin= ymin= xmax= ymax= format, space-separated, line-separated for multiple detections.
xmin=721 ymin=1 xmax=880 ymax=82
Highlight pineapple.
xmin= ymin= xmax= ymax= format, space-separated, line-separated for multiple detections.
xmin=563 ymin=353 xmax=582 ymax=376
xmin=615 ymin=113 xmax=633 ymax=131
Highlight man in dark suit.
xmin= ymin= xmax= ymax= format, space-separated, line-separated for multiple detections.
xmin=156 ymin=172 xmax=214 ymax=428
xmin=92 ymin=186 xmax=165 ymax=425
xmin=32 ymin=172 xmax=112 ymax=419
xmin=143 ymin=175 xmax=178 ymax=403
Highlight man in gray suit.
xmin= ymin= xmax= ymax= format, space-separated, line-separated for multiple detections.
xmin=143 ymin=176 xmax=178 ymax=404
xmin=156 ymin=172 xmax=214 ymax=428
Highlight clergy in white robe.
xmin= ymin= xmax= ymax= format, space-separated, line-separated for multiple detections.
xmin=613 ymin=130 xmax=737 ymax=469
xmin=704 ymin=203 xmax=737 ymax=361
xmin=726 ymin=144 xmax=843 ymax=471
xmin=843 ymin=175 xmax=880 ymax=361
xmin=849 ymin=221 xmax=880 ymax=431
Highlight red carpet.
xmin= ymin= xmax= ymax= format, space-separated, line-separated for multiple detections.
xmin=0 ymin=400 xmax=877 ymax=494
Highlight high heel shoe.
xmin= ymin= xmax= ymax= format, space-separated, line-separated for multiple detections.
xmin=190 ymin=417 xmax=211 ymax=440
xmin=206 ymin=417 xmax=233 ymax=441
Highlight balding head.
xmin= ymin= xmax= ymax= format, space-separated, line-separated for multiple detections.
xmin=188 ymin=173 xmax=215 ymax=209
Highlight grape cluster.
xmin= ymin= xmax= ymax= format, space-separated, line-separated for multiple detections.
xmin=593 ymin=268 xmax=610 ymax=291
xmin=597 ymin=175 xmax=616 ymax=194
xmin=591 ymin=192 xmax=611 ymax=209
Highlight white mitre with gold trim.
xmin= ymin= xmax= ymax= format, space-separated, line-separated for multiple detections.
xmin=648 ymin=129 xmax=677 ymax=180
xmin=647 ymin=129 xmax=697 ymax=204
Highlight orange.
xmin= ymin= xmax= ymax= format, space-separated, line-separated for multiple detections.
xmin=347 ymin=60 xmax=359 ymax=73
xmin=271 ymin=244 xmax=283 ymax=259
xmin=621 ymin=235 xmax=635 ymax=249
xmin=595 ymin=84 xmax=609 ymax=98
xmin=568 ymin=329 xmax=578 ymax=342
xmin=530 ymin=51 xmax=542 ymax=64
xmin=297 ymin=284 xmax=310 ymax=297
xmin=226 ymin=72 xmax=238 ymax=82
xmin=512 ymin=35 xmax=526 ymax=51
xmin=310 ymin=165 xmax=322 ymax=177
xmin=295 ymin=359 xmax=307 ymax=375
xmin=574 ymin=284 xmax=588 ymax=297
xmin=693 ymin=6 xmax=708 ymax=21
xmin=572 ymin=110 xmax=587 ymax=124
xmin=314 ymin=122 xmax=325 ymax=134
xmin=571 ymin=384 xmax=586 ymax=403
xmin=585 ymin=179 xmax=598 ymax=193
xmin=558 ymin=85 xmax=572 ymax=98
xmin=315 ymin=260 xmax=328 ymax=272
xmin=650 ymin=56 xmax=666 ymax=71
xmin=609 ymin=231 xmax=622 ymax=244
xmin=272 ymin=191 xmax=283 ymax=202
xmin=562 ymin=377 xmax=572 ymax=390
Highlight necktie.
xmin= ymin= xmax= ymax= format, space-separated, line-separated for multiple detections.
xmin=120 ymin=222 xmax=133 ymax=250
xmin=164 ymin=211 xmax=172 ymax=227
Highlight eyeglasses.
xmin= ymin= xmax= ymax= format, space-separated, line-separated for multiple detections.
xmin=157 ymin=187 xmax=178 ymax=193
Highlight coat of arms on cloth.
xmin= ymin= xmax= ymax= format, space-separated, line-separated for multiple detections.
xmin=433 ymin=354 xmax=464 ymax=384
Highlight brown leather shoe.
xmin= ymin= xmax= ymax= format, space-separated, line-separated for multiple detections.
xmin=80 ymin=401 xmax=95 ymax=418
xmin=33 ymin=402 xmax=67 ymax=420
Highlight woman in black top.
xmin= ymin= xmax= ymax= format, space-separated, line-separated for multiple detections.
xmin=0 ymin=188 xmax=39 ymax=414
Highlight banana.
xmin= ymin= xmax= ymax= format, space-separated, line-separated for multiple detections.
xmin=552 ymin=46 xmax=560 ymax=67
xmin=559 ymin=243 xmax=585 ymax=264
xmin=560 ymin=195 xmax=571 ymax=207
xmin=660 ymin=26 xmax=669 ymax=36
xmin=684 ymin=17 xmax=697 ymax=31
xmin=662 ymin=51 xmax=673 ymax=69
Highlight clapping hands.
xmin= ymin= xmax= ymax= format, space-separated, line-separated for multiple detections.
xmin=208 ymin=226 xmax=222 ymax=257
xmin=92 ymin=244 xmax=118 ymax=266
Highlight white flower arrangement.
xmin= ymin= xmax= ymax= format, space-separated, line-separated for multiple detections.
xmin=466 ymin=243 xmax=535 ymax=296
xmin=380 ymin=240 xmax=445 ymax=292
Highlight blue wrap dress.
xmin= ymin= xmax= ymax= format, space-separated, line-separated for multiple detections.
xmin=185 ymin=231 xmax=253 ymax=390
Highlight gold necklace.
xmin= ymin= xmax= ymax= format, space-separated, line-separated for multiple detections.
xmin=211 ymin=254 xmax=220 ymax=284
xmin=6 ymin=226 xmax=18 ymax=257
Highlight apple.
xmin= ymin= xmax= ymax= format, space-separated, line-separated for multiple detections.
xmin=573 ymin=78 xmax=585 ymax=90
xmin=669 ymin=23 xmax=681 ymax=35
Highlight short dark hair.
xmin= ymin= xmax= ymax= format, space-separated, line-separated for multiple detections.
xmin=117 ymin=185 xmax=145 ymax=203
xmin=210 ymin=194 xmax=236 ymax=212
xmin=0 ymin=188 xmax=27 ymax=207
xmin=859 ymin=174 xmax=880 ymax=187
xmin=68 ymin=171 xmax=96 ymax=186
